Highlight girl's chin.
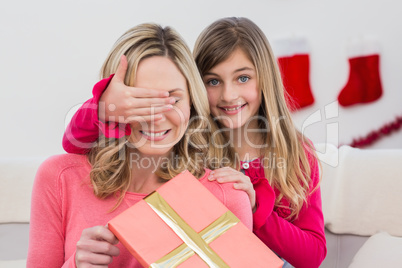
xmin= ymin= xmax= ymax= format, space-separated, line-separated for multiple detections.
xmin=218 ymin=121 xmax=246 ymax=130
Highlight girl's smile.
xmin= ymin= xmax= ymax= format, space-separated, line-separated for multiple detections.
xmin=218 ymin=103 xmax=247 ymax=115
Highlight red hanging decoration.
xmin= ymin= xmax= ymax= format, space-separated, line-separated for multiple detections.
xmin=348 ymin=114 xmax=402 ymax=148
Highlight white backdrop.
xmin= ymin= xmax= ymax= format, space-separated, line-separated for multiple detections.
xmin=1 ymin=0 xmax=401 ymax=159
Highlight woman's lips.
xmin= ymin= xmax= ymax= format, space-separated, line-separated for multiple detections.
xmin=140 ymin=130 xmax=170 ymax=141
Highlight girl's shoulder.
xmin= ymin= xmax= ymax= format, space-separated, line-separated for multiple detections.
xmin=300 ymin=141 xmax=321 ymax=191
xmin=302 ymin=139 xmax=319 ymax=161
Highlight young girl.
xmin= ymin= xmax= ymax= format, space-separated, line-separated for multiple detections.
xmin=62 ymin=17 xmax=327 ymax=267
xmin=28 ymin=23 xmax=252 ymax=267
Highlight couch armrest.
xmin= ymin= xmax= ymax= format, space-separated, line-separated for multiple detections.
xmin=0 ymin=158 xmax=43 ymax=223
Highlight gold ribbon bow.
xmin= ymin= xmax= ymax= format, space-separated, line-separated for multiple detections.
xmin=145 ymin=192 xmax=240 ymax=268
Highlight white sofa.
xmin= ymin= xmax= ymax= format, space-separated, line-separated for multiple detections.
xmin=317 ymin=144 xmax=402 ymax=267
xmin=0 ymin=158 xmax=42 ymax=268
xmin=1 ymin=145 xmax=402 ymax=267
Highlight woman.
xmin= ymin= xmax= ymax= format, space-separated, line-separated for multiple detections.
xmin=27 ymin=23 xmax=251 ymax=267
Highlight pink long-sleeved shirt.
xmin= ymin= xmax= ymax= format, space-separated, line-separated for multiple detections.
xmin=27 ymin=154 xmax=253 ymax=267
xmin=61 ymin=76 xmax=327 ymax=267
xmin=242 ymin=156 xmax=326 ymax=267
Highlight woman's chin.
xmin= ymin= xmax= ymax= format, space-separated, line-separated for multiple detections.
xmin=136 ymin=147 xmax=173 ymax=157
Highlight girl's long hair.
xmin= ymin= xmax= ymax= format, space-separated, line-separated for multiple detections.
xmin=194 ymin=17 xmax=319 ymax=219
xmin=88 ymin=23 xmax=235 ymax=210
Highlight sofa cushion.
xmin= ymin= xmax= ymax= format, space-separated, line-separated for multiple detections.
xmin=0 ymin=223 xmax=29 ymax=261
xmin=320 ymin=229 xmax=368 ymax=268
xmin=316 ymin=144 xmax=402 ymax=236
xmin=349 ymin=232 xmax=402 ymax=268
xmin=0 ymin=260 xmax=26 ymax=268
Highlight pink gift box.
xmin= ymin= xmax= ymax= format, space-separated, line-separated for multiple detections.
xmin=108 ymin=170 xmax=283 ymax=267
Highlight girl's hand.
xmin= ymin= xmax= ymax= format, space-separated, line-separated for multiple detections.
xmin=99 ymin=55 xmax=177 ymax=124
xmin=75 ymin=225 xmax=120 ymax=267
xmin=208 ymin=167 xmax=256 ymax=212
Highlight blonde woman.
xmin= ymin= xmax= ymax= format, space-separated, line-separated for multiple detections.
xmin=62 ymin=18 xmax=326 ymax=267
xmin=27 ymin=23 xmax=251 ymax=267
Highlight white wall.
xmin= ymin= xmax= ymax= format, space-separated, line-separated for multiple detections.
xmin=1 ymin=0 xmax=401 ymax=159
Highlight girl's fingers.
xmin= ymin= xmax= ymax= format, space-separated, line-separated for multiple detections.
xmin=128 ymin=94 xmax=175 ymax=106
xmin=114 ymin=96 xmax=174 ymax=111
xmin=124 ymin=114 xmax=165 ymax=124
xmin=209 ymin=172 xmax=242 ymax=183
xmin=234 ymin=183 xmax=256 ymax=210
xmin=127 ymin=105 xmax=173 ymax=117
xmin=214 ymin=171 xmax=238 ymax=178
xmin=233 ymin=183 xmax=251 ymax=191
xmin=114 ymin=57 xmax=170 ymax=98
xmin=209 ymin=170 xmax=240 ymax=180
xmin=209 ymin=169 xmax=252 ymax=185
xmin=130 ymin=87 xmax=170 ymax=98
xmin=142 ymin=97 xmax=177 ymax=106
xmin=208 ymin=169 xmax=256 ymax=209
xmin=209 ymin=167 xmax=233 ymax=175
xmin=208 ymin=168 xmax=256 ymax=209
xmin=114 ymin=55 xmax=129 ymax=83
xmin=216 ymin=176 xmax=242 ymax=183
xmin=208 ymin=172 xmax=230 ymax=181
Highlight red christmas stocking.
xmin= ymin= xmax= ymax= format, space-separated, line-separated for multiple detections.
xmin=338 ymin=38 xmax=383 ymax=107
xmin=272 ymin=36 xmax=315 ymax=111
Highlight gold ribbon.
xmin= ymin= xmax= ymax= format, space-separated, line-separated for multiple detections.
xmin=145 ymin=192 xmax=240 ymax=268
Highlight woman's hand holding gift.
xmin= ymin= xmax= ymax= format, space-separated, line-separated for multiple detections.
xmin=75 ymin=225 xmax=120 ymax=267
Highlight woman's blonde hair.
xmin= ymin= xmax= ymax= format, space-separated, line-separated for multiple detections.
xmin=193 ymin=17 xmax=319 ymax=219
xmin=89 ymin=23 xmax=235 ymax=209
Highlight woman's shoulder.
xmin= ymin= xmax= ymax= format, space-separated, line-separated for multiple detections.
xmin=32 ymin=154 xmax=92 ymax=206
xmin=199 ymin=168 xmax=249 ymax=203
xmin=36 ymin=154 xmax=90 ymax=183
xmin=39 ymin=153 xmax=89 ymax=170
xmin=198 ymin=168 xmax=252 ymax=229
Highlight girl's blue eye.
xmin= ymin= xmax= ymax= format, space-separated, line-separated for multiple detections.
xmin=238 ymin=76 xmax=249 ymax=83
xmin=208 ymin=79 xmax=219 ymax=86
